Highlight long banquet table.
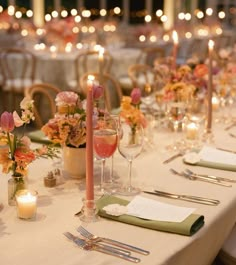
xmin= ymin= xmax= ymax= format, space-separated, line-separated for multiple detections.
xmin=15 ymin=47 xmax=142 ymax=91
xmin=1 ymin=121 xmax=236 ymax=265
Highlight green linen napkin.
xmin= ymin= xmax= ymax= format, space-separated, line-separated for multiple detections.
xmin=96 ymin=195 xmax=204 ymax=236
xmin=27 ymin=130 xmax=52 ymax=145
xmin=183 ymin=159 xmax=236 ymax=172
xmin=183 ymin=147 xmax=236 ymax=172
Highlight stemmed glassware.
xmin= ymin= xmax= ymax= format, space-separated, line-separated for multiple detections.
xmin=141 ymin=83 xmax=155 ymax=112
xmin=93 ymin=116 xmax=118 ymax=196
xmin=117 ymin=120 xmax=144 ymax=196
xmin=166 ymin=101 xmax=187 ymax=151
xmin=107 ymin=114 xmax=121 ymax=193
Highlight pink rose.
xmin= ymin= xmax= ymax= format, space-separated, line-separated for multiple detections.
xmin=55 ymin=91 xmax=79 ymax=106
xmin=131 ymin=88 xmax=141 ymax=105
xmin=93 ymin=84 xmax=104 ymax=100
xmin=0 ymin=111 xmax=15 ymax=132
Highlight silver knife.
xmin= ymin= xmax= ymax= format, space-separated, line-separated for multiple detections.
xmin=143 ymin=190 xmax=220 ymax=206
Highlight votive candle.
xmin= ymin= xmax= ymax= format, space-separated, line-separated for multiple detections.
xmin=86 ymin=75 xmax=94 ymax=201
xmin=16 ymin=190 xmax=38 ymax=219
xmin=186 ymin=122 xmax=198 ymax=140
xmin=212 ymin=96 xmax=220 ymax=111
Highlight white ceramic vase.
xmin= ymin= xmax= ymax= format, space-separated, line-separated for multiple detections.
xmin=63 ymin=146 xmax=86 ymax=179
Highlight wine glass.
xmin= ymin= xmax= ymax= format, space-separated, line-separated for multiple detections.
xmin=141 ymin=83 xmax=156 ymax=112
xmin=93 ymin=117 xmax=118 ymax=196
xmin=166 ymin=101 xmax=187 ymax=151
xmin=155 ymin=91 xmax=166 ymax=127
xmin=117 ymin=121 xmax=144 ymax=196
xmin=107 ymin=114 xmax=122 ymax=193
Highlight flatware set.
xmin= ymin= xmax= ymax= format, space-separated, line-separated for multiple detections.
xmin=77 ymin=226 xmax=150 ymax=255
xmin=64 ymin=227 xmax=150 ymax=263
xmin=170 ymin=168 xmax=232 ymax=187
xmin=185 ymin=169 xmax=236 ymax=183
xmin=143 ymin=190 xmax=220 ymax=206
xmin=64 ymin=232 xmax=141 ymax=263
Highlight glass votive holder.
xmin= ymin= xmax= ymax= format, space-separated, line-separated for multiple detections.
xmin=15 ymin=189 xmax=38 ymax=220
xmin=79 ymin=198 xmax=99 ymax=223
xmin=185 ymin=121 xmax=199 ymax=141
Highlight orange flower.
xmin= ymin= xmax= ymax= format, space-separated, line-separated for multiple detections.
xmin=194 ymin=64 xmax=208 ymax=78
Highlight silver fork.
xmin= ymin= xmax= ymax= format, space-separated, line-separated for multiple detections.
xmin=185 ymin=169 xmax=236 ymax=183
xmin=64 ymin=232 xmax=140 ymax=263
xmin=65 ymin=231 xmax=131 ymax=256
xmin=170 ymin=168 xmax=232 ymax=187
xmin=77 ymin=226 xmax=150 ymax=255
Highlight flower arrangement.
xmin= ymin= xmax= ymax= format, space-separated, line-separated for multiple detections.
xmin=41 ymin=87 xmax=103 ymax=148
xmin=0 ymin=98 xmax=56 ymax=177
xmin=119 ymin=88 xmax=147 ymax=129
xmin=161 ymin=64 xmax=209 ymax=103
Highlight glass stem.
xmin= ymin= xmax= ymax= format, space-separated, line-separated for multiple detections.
xmin=109 ymin=155 xmax=114 ymax=184
xmin=128 ymin=159 xmax=132 ymax=190
xmin=100 ymin=158 xmax=106 ymax=192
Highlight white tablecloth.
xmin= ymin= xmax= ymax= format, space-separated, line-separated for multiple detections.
xmin=33 ymin=47 xmax=141 ymax=90
xmin=1 ymin=122 xmax=236 ymax=265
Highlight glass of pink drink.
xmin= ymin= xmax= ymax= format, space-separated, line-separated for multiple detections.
xmin=93 ymin=117 xmax=118 ymax=195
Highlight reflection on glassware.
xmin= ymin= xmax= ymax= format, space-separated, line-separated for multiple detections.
xmin=117 ymin=122 xmax=144 ymax=196
xmin=141 ymin=83 xmax=155 ymax=112
xmin=106 ymin=115 xmax=121 ymax=193
xmin=93 ymin=117 xmax=118 ymax=195
xmin=79 ymin=198 xmax=99 ymax=223
xmin=184 ymin=118 xmax=202 ymax=149
xmin=166 ymin=101 xmax=187 ymax=151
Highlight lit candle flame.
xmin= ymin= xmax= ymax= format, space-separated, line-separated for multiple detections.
xmin=172 ymin=30 xmax=179 ymax=45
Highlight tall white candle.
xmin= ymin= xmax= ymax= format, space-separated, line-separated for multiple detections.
xmin=32 ymin=0 xmax=45 ymax=27
xmin=207 ymin=39 xmax=214 ymax=132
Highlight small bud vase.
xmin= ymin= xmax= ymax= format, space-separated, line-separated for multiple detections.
xmin=8 ymin=175 xmax=28 ymax=206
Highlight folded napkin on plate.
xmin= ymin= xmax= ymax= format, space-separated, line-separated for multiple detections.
xmin=27 ymin=130 xmax=52 ymax=145
xmin=96 ymin=195 xmax=204 ymax=236
xmin=183 ymin=146 xmax=236 ymax=172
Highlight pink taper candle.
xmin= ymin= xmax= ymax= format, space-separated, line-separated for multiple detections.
xmin=207 ymin=40 xmax=214 ymax=133
xmin=86 ymin=75 xmax=94 ymax=201
xmin=172 ymin=30 xmax=178 ymax=70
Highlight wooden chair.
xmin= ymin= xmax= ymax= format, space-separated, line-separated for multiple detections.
xmin=0 ymin=55 xmax=4 ymax=113
xmin=128 ymin=63 xmax=164 ymax=93
xmin=24 ymin=83 xmax=61 ymax=128
xmin=218 ymin=225 xmax=236 ymax=265
xmin=138 ymin=47 xmax=166 ymax=66
xmin=68 ymin=49 xmax=113 ymax=93
xmin=0 ymin=48 xmax=40 ymax=112
xmin=79 ymin=72 xmax=123 ymax=113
